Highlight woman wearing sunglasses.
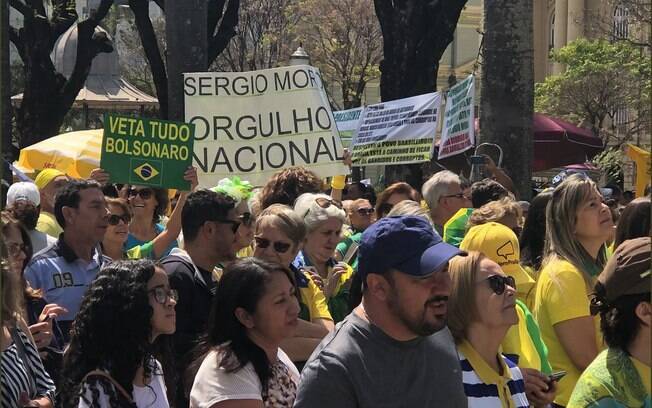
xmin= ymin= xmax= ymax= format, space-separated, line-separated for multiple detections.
xmin=293 ymin=193 xmax=353 ymax=323
xmin=253 ymin=204 xmax=334 ymax=365
xmin=104 ymin=168 xmax=197 ymax=261
xmin=533 ymin=174 xmax=613 ymax=407
xmin=211 ymin=177 xmax=256 ymax=258
xmin=374 ymin=182 xmax=419 ymax=219
xmin=59 ymin=260 xmax=177 ymax=407
xmin=448 ymin=251 xmax=532 ymax=407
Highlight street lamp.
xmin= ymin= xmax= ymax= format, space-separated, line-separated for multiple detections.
xmin=290 ymin=44 xmax=310 ymax=66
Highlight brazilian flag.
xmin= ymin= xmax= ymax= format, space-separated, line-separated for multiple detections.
xmin=443 ymin=208 xmax=474 ymax=248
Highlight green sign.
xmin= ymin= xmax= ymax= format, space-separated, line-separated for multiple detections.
xmin=101 ymin=113 xmax=195 ymax=189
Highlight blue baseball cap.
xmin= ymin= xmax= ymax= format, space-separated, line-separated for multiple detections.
xmin=358 ymin=216 xmax=465 ymax=279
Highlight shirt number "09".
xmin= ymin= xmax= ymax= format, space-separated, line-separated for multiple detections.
xmin=53 ymin=272 xmax=74 ymax=288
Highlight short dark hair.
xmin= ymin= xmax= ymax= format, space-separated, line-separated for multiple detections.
xmin=595 ymin=286 xmax=650 ymax=350
xmin=182 ymin=189 xmax=236 ymax=242
xmin=471 ymin=178 xmax=508 ymax=208
xmin=54 ymin=179 xmax=103 ymax=228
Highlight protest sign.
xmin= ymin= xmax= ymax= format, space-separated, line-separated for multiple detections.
xmin=438 ymin=74 xmax=475 ymax=159
xmin=333 ymin=107 xmax=363 ymax=148
xmin=184 ymin=66 xmax=349 ymax=187
xmin=350 ymin=92 xmax=441 ymax=166
xmin=100 ymin=113 xmax=194 ymax=189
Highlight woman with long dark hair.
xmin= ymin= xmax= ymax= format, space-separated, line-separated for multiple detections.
xmin=519 ymin=190 xmax=553 ymax=274
xmin=59 ymin=260 xmax=177 ymax=407
xmin=189 ymin=258 xmax=300 ymax=408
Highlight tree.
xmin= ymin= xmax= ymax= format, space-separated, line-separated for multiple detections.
xmin=127 ymin=0 xmax=240 ymax=119
xmin=373 ymin=0 xmax=469 ymax=188
xmin=480 ymin=0 xmax=534 ymax=200
xmin=212 ymin=0 xmax=300 ymax=72
xmin=584 ymin=0 xmax=651 ymax=51
xmin=9 ymin=0 xmax=114 ymax=148
xmin=299 ymin=0 xmax=382 ymax=110
xmin=535 ymin=39 xmax=651 ymax=146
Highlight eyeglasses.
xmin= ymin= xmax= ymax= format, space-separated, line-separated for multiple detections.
xmin=254 ymin=237 xmax=293 ymax=253
xmin=479 ymin=275 xmax=516 ymax=295
xmin=108 ymin=214 xmax=131 ymax=226
xmin=442 ymin=193 xmax=468 ymax=200
xmin=148 ymin=287 xmax=178 ymax=305
xmin=213 ymin=219 xmax=242 ymax=234
xmin=7 ymin=242 xmax=28 ymax=257
xmin=355 ymin=207 xmax=375 ymax=216
xmin=128 ymin=188 xmax=153 ymax=200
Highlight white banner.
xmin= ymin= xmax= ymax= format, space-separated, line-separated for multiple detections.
xmin=438 ymin=74 xmax=475 ymax=159
xmin=333 ymin=107 xmax=363 ymax=148
xmin=350 ymin=92 xmax=441 ymax=166
xmin=184 ymin=66 xmax=349 ymax=187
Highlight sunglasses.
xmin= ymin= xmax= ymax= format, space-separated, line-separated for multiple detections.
xmin=479 ymin=275 xmax=516 ymax=295
xmin=315 ymin=197 xmax=342 ymax=209
xmin=7 ymin=242 xmax=28 ymax=257
xmin=254 ymin=237 xmax=293 ymax=254
xmin=108 ymin=214 xmax=131 ymax=226
xmin=213 ymin=219 xmax=242 ymax=234
xmin=355 ymin=207 xmax=375 ymax=216
xmin=128 ymin=188 xmax=153 ymax=200
xmin=148 ymin=287 xmax=178 ymax=305
xmin=239 ymin=212 xmax=254 ymax=227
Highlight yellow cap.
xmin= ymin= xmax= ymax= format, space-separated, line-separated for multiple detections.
xmin=460 ymin=222 xmax=535 ymax=293
xmin=34 ymin=169 xmax=66 ymax=190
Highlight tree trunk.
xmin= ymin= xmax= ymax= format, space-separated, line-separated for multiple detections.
xmin=166 ymin=0 xmax=208 ymax=121
xmin=373 ymin=0 xmax=468 ymax=190
xmin=1 ymin=0 xmax=12 ymax=189
xmin=480 ymin=0 xmax=534 ymax=200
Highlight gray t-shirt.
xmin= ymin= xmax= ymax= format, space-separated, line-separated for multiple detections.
xmin=294 ymin=311 xmax=467 ymax=408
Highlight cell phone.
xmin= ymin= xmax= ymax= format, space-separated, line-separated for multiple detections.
xmin=548 ymin=370 xmax=566 ymax=383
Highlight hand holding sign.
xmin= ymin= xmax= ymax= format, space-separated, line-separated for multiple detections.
xmin=183 ymin=166 xmax=199 ymax=192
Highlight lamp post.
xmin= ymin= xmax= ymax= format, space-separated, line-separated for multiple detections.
xmin=290 ymin=44 xmax=310 ymax=66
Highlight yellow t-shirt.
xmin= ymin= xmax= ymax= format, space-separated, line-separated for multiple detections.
xmin=533 ymin=258 xmax=604 ymax=406
xmin=298 ymin=271 xmax=333 ymax=322
xmin=36 ymin=211 xmax=63 ymax=239
xmin=632 ymin=357 xmax=651 ymax=396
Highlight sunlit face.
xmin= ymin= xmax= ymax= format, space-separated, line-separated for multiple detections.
xmin=348 ymin=199 xmax=375 ymax=231
xmin=233 ymin=201 xmax=254 ymax=252
xmin=303 ymin=218 xmax=343 ymax=264
xmin=253 ymin=221 xmax=299 ymax=267
xmin=104 ymin=203 xmax=130 ymax=247
xmin=207 ymin=208 xmax=240 ymax=262
xmin=473 ymin=258 xmax=518 ymax=329
xmin=65 ymin=188 xmax=109 ymax=243
xmin=4 ymin=225 xmax=26 ymax=276
xmin=128 ymin=186 xmax=158 ymax=222
xmin=41 ymin=175 xmax=69 ymax=210
xmin=385 ymin=263 xmax=452 ymax=337
xmin=440 ymin=182 xmax=471 ymax=215
xmin=148 ymin=267 xmax=177 ymax=341
xmin=575 ymin=188 xmax=614 ymax=244
xmin=242 ymin=271 xmax=300 ymax=345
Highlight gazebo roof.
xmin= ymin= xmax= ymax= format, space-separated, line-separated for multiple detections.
xmin=12 ymin=23 xmax=158 ymax=109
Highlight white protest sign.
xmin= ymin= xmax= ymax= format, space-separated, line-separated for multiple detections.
xmin=438 ymin=74 xmax=475 ymax=159
xmin=333 ymin=107 xmax=363 ymax=148
xmin=184 ymin=66 xmax=349 ymax=187
xmin=350 ymin=92 xmax=441 ymax=166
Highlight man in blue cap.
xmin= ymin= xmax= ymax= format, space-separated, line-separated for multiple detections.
xmin=294 ymin=216 xmax=467 ymax=407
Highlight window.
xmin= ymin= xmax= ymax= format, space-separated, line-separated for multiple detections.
xmin=549 ymin=13 xmax=555 ymax=51
xmin=613 ymin=4 xmax=630 ymax=40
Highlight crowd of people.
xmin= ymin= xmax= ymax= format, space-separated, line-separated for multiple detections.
xmin=1 ymin=160 xmax=650 ymax=408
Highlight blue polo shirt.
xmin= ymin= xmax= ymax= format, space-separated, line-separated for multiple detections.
xmin=24 ymin=235 xmax=105 ymax=328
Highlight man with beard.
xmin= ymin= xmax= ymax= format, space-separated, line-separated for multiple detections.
xmin=294 ymin=216 xmax=468 ymax=407
xmin=159 ymin=189 xmax=239 ymax=406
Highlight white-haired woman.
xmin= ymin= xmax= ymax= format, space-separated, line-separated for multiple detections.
xmin=533 ymin=174 xmax=614 ymax=407
xmin=293 ymin=193 xmax=353 ymax=323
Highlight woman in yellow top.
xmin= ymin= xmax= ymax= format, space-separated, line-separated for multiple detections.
xmin=533 ymin=174 xmax=614 ymax=407
xmin=293 ymin=193 xmax=353 ymax=323
xmin=253 ymin=204 xmax=334 ymax=366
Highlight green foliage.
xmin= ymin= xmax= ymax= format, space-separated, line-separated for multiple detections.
xmin=592 ymin=147 xmax=625 ymax=184
xmin=534 ymin=39 xmax=651 ymax=145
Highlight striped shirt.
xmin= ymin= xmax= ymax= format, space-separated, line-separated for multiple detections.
xmin=1 ymin=325 xmax=56 ymax=407
xmin=458 ymin=340 xmax=529 ymax=408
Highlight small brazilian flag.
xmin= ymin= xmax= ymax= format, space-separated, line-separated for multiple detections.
xmin=130 ymin=158 xmax=163 ymax=186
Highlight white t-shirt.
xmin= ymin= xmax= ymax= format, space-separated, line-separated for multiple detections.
xmin=78 ymin=359 xmax=169 ymax=408
xmin=190 ymin=348 xmax=299 ymax=408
